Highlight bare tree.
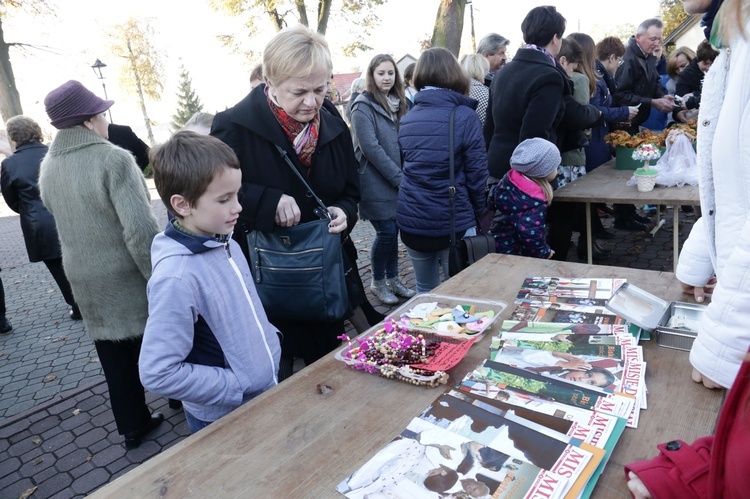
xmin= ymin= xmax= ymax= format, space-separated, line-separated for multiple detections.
xmin=431 ymin=0 xmax=467 ymax=57
xmin=0 ymin=1 xmax=55 ymax=122
xmin=210 ymin=0 xmax=386 ymax=57
xmin=110 ymin=17 xmax=165 ymax=146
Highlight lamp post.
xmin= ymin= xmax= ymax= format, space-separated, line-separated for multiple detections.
xmin=91 ymin=58 xmax=112 ymax=123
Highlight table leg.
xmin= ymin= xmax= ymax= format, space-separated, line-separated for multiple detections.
xmin=674 ymin=207 xmax=679 ymax=273
xmin=586 ymin=202 xmax=593 ymax=266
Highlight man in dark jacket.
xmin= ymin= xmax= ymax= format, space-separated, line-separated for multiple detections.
xmin=613 ymin=18 xmax=675 ymax=132
xmin=612 ymin=18 xmax=675 ymax=231
xmin=108 ymin=124 xmax=150 ymax=171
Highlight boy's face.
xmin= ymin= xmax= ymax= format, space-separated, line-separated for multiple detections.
xmin=178 ymin=166 xmax=242 ymax=237
xmin=558 ymin=57 xmax=578 ymax=78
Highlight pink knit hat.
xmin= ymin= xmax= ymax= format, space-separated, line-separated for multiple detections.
xmin=44 ymin=80 xmax=114 ymax=129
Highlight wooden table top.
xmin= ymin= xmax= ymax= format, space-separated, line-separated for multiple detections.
xmin=92 ymin=254 xmax=724 ymax=498
xmin=554 ymin=160 xmax=700 ymax=206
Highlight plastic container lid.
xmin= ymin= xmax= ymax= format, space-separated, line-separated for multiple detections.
xmin=605 ymin=283 xmax=670 ymax=331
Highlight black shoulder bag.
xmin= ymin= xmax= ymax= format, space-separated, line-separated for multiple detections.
xmin=246 ymin=145 xmax=348 ymax=322
xmin=447 ymin=108 xmax=496 ymax=277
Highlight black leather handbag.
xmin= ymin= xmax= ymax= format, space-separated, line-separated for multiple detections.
xmin=446 ymin=107 xmax=496 ymax=277
xmin=246 ymin=146 xmax=348 ymax=322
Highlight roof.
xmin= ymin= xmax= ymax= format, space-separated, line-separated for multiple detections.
xmin=331 ymin=72 xmax=362 ymax=104
xmin=664 ymin=15 xmax=702 ymax=46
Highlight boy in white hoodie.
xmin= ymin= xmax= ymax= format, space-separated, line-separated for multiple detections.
xmin=139 ymin=131 xmax=281 ymax=433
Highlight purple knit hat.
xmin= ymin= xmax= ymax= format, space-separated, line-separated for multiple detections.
xmin=44 ymin=80 xmax=114 ymax=129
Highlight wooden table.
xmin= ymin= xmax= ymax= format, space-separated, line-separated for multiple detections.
xmin=92 ymin=254 xmax=724 ymax=499
xmin=554 ymin=161 xmax=700 ymax=271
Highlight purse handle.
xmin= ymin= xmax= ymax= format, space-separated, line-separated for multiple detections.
xmin=274 ymin=144 xmax=331 ymax=221
xmin=447 ymin=106 xmax=458 ymax=250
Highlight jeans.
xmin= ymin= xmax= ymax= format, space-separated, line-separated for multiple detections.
xmin=369 ymin=219 xmax=399 ymax=280
xmin=184 ymin=410 xmax=212 ymax=434
xmin=405 ymin=247 xmax=450 ymax=294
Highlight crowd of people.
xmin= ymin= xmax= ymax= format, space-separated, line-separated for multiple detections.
xmin=0 ymin=1 xmax=748 ymax=495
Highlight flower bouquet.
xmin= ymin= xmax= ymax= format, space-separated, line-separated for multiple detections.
xmin=632 ymin=143 xmax=661 ymax=192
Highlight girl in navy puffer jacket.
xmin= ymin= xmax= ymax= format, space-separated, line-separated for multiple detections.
xmin=397 ymin=48 xmax=488 ymax=293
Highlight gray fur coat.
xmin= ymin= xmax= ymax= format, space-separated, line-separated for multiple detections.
xmin=39 ymin=127 xmax=159 ymax=342
xmin=350 ymin=92 xmax=402 ymax=221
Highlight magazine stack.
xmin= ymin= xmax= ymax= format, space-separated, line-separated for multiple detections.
xmin=337 ymin=277 xmax=647 ymax=499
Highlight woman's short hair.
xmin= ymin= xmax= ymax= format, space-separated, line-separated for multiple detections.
xmin=403 ymin=62 xmax=416 ymax=86
xmin=460 ymin=53 xmax=490 ymax=82
xmin=365 ymin=54 xmax=407 ymax=118
xmin=521 ymin=5 xmax=566 ymax=47
xmin=413 ymin=47 xmax=469 ymax=95
xmin=262 ymin=24 xmax=332 ymax=86
xmin=557 ymin=37 xmax=582 ymax=64
xmin=5 ymin=115 xmax=43 ymax=146
xmin=696 ymin=39 xmax=719 ymax=62
xmin=595 ymin=36 xmax=626 ymax=61
xmin=182 ymin=112 xmax=215 ymax=133
xmin=666 ymin=46 xmax=696 ymax=79
xmin=350 ymin=77 xmax=365 ymax=94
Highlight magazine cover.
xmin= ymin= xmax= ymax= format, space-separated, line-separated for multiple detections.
xmin=499 ymin=320 xmax=631 ymax=337
xmin=490 ymin=337 xmax=625 ymax=360
xmin=336 ymin=417 xmax=568 ymax=499
xmin=497 ymin=331 xmax=634 ymax=347
xmin=474 ymin=360 xmax=635 ymax=419
xmin=515 ymin=277 xmax=626 ymax=303
xmin=457 ymin=376 xmax=627 ymax=451
xmin=490 ymin=345 xmax=628 ymax=394
xmin=417 ymin=394 xmax=602 ymax=499
xmin=509 ymin=303 xmax=626 ymax=325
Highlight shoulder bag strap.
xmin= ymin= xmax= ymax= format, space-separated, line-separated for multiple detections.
xmin=274 ymin=144 xmax=330 ymax=219
xmin=448 ymin=106 xmax=458 ymax=249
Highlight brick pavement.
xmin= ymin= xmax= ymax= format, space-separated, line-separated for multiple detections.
xmin=0 ymin=181 xmax=696 ymax=498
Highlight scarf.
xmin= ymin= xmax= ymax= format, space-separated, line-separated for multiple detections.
xmin=386 ymin=94 xmax=401 ymax=115
xmin=265 ymin=86 xmax=319 ymax=170
xmin=596 ymin=59 xmax=618 ymax=95
xmin=525 ymin=44 xmax=557 ymax=66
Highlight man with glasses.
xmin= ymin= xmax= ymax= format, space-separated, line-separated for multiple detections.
xmin=613 ymin=18 xmax=675 ymax=134
xmin=611 ymin=18 xmax=676 ymax=231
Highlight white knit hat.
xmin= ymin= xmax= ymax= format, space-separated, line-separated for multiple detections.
xmin=510 ymin=138 xmax=561 ymax=178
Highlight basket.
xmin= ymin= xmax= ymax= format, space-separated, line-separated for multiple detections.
xmin=635 ymin=172 xmax=657 ymax=192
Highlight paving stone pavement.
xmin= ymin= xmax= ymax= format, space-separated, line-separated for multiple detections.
xmin=0 ymin=179 xmax=697 ymax=498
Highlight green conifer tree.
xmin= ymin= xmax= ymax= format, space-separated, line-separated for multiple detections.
xmin=171 ymin=66 xmax=203 ymax=131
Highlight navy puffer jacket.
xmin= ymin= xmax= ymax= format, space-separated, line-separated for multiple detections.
xmin=397 ymin=89 xmax=488 ymax=237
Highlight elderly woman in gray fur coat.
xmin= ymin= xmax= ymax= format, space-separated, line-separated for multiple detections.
xmin=38 ymin=80 xmax=163 ymax=449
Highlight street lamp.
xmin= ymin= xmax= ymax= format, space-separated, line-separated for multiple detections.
xmin=91 ymin=58 xmax=112 ymax=123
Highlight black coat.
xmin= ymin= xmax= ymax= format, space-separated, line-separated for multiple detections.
xmin=483 ymin=49 xmax=601 ymax=178
xmin=108 ymin=124 xmax=150 ymax=171
xmin=0 ymin=142 xmax=62 ymax=262
xmin=211 ymin=84 xmax=360 ymax=360
xmin=613 ymin=37 xmax=665 ymax=127
xmin=675 ymin=58 xmax=704 ymax=109
xmin=211 ymin=84 xmax=360 ymax=238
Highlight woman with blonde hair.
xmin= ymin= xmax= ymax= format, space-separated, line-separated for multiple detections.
xmin=460 ymin=53 xmax=490 ymax=126
xmin=211 ymin=25 xmax=359 ymax=380
xmin=350 ymin=54 xmax=413 ymax=304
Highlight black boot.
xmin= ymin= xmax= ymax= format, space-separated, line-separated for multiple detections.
xmin=0 ymin=317 xmax=11 ymax=334
xmin=578 ymin=237 xmax=612 ymax=262
xmin=124 ymin=412 xmax=164 ymax=449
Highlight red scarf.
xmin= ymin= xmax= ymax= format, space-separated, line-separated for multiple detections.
xmin=266 ymin=87 xmax=320 ymax=170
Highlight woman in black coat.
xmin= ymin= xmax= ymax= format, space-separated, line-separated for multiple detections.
xmin=211 ymin=25 xmax=360 ymax=380
xmin=1 ymin=116 xmax=79 ymax=320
